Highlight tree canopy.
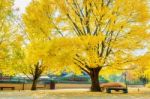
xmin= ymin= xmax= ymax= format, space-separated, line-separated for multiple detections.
xmin=22 ymin=0 xmax=150 ymax=91
xmin=0 ymin=0 xmax=150 ymax=91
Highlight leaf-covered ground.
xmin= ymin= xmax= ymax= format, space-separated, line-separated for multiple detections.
xmin=0 ymin=88 xmax=149 ymax=99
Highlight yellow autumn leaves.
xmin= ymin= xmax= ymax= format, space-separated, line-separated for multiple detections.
xmin=0 ymin=0 xmax=149 ymax=80
xmin=23 ymin=34 xmax=105 ymax=74
xmin=20 ymin=0 xmax=150 ymax=77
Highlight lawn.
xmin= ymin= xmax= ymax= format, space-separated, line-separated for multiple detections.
xmin=0 ymin=88 xmax=149 ymax=99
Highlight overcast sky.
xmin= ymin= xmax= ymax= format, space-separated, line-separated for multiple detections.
xmin=14 ymin=0 xmax=31 ymax=14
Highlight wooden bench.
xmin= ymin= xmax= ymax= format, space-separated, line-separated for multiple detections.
xmin=0 ymin=87 xmax=15 ymax=90
xmin=106 ymin=87 xmax=128 ymax=93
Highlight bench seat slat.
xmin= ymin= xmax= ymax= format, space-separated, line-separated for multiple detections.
xmin=107 ymin=87 xmax=126 ymax=90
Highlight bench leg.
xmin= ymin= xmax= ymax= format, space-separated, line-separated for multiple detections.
xmin=123 ymin=89 xmax=128 ymax=93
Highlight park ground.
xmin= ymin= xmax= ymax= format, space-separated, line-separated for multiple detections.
xmin=0 ymin=87 xmax=150 ymax=99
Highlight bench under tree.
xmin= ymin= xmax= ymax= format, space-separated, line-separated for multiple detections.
xmin=0 ymin=87 xmax=15 ymax=90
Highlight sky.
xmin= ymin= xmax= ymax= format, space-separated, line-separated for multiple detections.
xmin=14 ymin=0 xmax=31 ymax=14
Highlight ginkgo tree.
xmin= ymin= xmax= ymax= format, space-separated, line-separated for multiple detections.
xmin=23 ymin=0 xmax=150 ymax=91
xmin=6 ymin=39 xmax=51 ymax=90
xmin=22 ymin=40 xmax=52 ymax=90
xmin=0 ymin=0 xmax=47 ymax=90
xmin=0 ymin=0 xmax=13 ymax=64
xmin=133 ymin=52 xmax=150 ymax=85
xmin=0 ymin=0 xmax=20 ymax=75
xmin=21 ymin=0 xmax=58 ymax=90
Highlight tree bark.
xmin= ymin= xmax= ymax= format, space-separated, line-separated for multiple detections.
xmin=31 ymin=62 xmax=42 ymax=90
xmin=31 ymin=78 xmax=38 ymax=90
xmin=90 ymin=67 xmax=102 ymax=92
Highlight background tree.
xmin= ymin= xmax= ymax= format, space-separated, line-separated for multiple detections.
xmin=22 ymin=0 xmax=59 ymax=90
xmin=0 ymin=0 xmax=22 ymax=75
xmin=0 ymin=0 xmax=52 ymax=90
xmin=22 ymin=41 xmax=52 ymax=90
xmin=0 ymin=0 xmax=13 ymax=66
xmin=9 ymin=39 xmax=55 ymax=90
xmin=134 ymin=53 xmax=150 ymax=85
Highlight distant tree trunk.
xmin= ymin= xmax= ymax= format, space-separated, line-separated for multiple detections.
xmin=90 ymin=67 xmax=102 ymax=92
xmin=31 ymin=77 xmax=39 ymax=90
xmin=140 ymin=77 xmax=148 ymax=86
xmin=31 ymin=62 xmax=42 ymax=90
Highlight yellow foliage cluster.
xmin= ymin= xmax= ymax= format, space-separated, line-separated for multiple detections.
xmin=19 ymin=0 xmax=150 ymax=77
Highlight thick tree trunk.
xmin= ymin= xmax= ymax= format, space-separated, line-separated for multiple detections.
xmin=31 ymin=62 xmax=42 ymax=90
xmin=90 ymin=67 xmax=102 ymax=92
xmin=31 ymin=78 xmax=38 ymax=90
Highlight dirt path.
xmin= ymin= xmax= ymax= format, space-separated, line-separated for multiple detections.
xmin=0 ymin=88 xmax=149 ymax=99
